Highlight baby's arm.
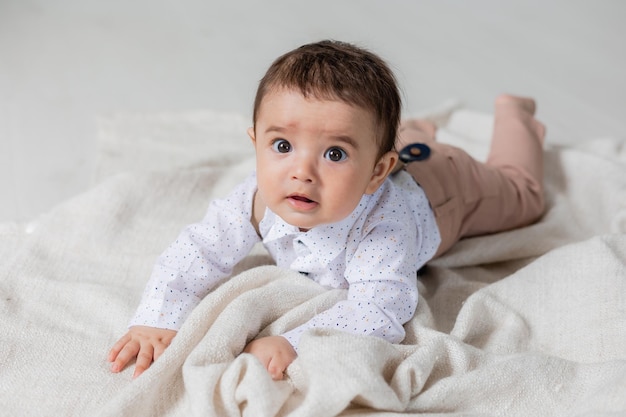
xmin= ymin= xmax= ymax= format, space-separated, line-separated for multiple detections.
xmin=108 ymin=326 xmax=177 ymax=378
xmin=108 ymin=174 xmax=260 ymax=377
xmin=281 ymin=218 xmax=426 ymax=352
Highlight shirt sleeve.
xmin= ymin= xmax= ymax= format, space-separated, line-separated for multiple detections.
xmin=130 ymin=174 xmax=260 ymax=330
xmin=282 ymin=218 xmax=421 ymax=351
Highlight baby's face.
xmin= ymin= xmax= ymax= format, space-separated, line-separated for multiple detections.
xmin=249 ymin=88 xmax=393 ymax=230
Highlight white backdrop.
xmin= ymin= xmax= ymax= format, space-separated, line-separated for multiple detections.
xmin=1 ymin=0 xmax=625 ymax=222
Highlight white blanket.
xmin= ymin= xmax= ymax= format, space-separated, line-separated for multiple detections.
xmin=1 ymin=107 xmax=625 ymax=416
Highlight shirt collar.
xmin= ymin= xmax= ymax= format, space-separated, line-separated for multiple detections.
xmin=260 ymin=194 xmax=371 ymax=267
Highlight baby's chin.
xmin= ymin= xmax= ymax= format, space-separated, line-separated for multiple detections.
xmin=276 ymin=208 xmax=352 ymax=231
xmin=280 ymin=217 xmax=320 ymax=232
xmin=282 ymin=213 xmax=355 ymax=231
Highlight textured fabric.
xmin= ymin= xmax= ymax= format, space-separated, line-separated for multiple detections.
xmin=0 ymin=108 xmax=625 ymax=417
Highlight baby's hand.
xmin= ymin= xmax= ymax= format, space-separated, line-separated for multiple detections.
xmin=243 ymin=336 xmax=297 ymax=380
xmin=108 ymin=325 xmax=177 ymax=379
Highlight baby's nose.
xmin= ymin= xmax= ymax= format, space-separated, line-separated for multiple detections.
xmin=291 ymin=157 xmax=316 ymax=183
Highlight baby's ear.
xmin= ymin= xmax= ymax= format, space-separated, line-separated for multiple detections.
xmin=247 ymin=127 xmax=256 ymax=144
xmin=365 ymin=151 xmax=398 ymax=194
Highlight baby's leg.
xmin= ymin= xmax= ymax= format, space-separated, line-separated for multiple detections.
xmin=467 ymin=94 xmax=546 ymax=236
xmin=397 ymin=95 xmax=546 ymax=257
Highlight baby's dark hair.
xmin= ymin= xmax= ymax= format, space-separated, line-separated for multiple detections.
xmin=252 ymin=40 xmax=401 ymax=160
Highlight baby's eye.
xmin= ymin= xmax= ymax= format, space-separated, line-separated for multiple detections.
xmin=272 ymin=139 xmax=292 ymax=153
xmin=324 ymin=147 xmax=347 ymax=162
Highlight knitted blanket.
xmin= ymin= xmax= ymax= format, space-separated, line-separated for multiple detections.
xmin=1 ymin=107 xmax=624 ymax=416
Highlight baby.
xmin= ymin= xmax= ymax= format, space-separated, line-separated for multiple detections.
xmin=108 ymin=40 xmax=545 ymax=380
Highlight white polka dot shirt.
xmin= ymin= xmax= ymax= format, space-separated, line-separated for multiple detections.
xmin=130 ymin=171 xmax=440 ymax=351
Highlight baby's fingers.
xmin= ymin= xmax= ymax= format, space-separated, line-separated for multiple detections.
xmin=267 ymin=357 xmax=287 ymax=381
xmin=107 ymin=333 xmax=131 ymax=362
xmin=153 ymin=341 xmax=170 ymax=362
xmin=133 ymin=343 xmax=155 ymax=379
xmin=110 ymin=340 xmax=140 ymax=373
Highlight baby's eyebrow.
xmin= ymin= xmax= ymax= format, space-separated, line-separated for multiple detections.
xmin=330 ymin=135 xmax=358 ymax=149
xmin=264 ymin=126 xmax=287 ymax=135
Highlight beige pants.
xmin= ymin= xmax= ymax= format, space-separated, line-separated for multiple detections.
xmin=401 ymin=105 xmax=545 ymax=257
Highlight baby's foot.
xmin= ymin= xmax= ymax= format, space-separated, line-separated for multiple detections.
xmin=400 ymin=118 xmax=437 ymax=137
xmin=495 ymin=94 xmax=536 ymax=116
xmin=495 ymin=94 xmax=546 ymax=144
xmin=396 ymin=119 xmax=437 ymax=150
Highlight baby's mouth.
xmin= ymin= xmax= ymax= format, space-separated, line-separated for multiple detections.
xmin=290 ymin=195 xmax=314 ymax=203
xmin=287 ymin=194 xmax=318 ymax=210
